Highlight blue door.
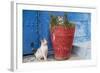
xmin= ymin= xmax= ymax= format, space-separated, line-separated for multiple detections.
xmin=23 ymin=10 xmax=40 ymax=55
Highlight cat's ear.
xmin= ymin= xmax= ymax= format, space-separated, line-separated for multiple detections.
xmin=44 ymin=39 xmax=47 ymax=44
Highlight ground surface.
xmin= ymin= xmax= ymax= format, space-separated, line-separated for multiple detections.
xmin=23 ymin=41 xmax=91 ymax=63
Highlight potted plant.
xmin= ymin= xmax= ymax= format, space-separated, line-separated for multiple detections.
xmin=50 ymin=13 xmax=75 ymax=60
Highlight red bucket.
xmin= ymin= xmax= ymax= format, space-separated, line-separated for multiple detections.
xmin=51 ymin=26 xmax=75 ymax=60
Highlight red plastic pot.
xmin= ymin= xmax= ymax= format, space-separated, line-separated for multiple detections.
xmin=51 ymin=25 xmax=75 ymax=60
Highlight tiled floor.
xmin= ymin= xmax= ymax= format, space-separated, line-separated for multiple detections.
xmin=23 ymin=41 xmax=91 ymax=63
xmin=23 ymin=53 xmax=83 ymax=63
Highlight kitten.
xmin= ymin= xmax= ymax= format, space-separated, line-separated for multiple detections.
xmin=34 ymin=39 xmax=48 ymax=61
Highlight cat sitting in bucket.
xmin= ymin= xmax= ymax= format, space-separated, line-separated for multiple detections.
xmin=34 ymin=39 xmax=48 ymax=61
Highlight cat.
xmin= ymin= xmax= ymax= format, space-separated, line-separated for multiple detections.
xmin=34 ymin=39 xmax=48 ymax=61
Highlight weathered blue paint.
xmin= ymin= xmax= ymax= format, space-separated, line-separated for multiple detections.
xmin=67 ymin=12 xmax=91 ymax=43
xmin=23 ymin=10 xmax=91 ymax=55
xmin=23 ymin=10 xmax=40 ymax=54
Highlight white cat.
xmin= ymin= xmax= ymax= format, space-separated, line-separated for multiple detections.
xmin=34 ymin=39 xmax=48 ymax=61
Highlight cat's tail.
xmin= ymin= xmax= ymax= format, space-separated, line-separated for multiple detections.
xmin=32 ymin=48 xmax=37 ymax=54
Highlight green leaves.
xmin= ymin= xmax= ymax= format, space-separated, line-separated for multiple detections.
xmin=50 ymin=13 xmax=75 ymax=28
xmin=64 ymin=13 xmax=75 ymax=28
xmin=50 ymin=15 xmax=57 ymax=28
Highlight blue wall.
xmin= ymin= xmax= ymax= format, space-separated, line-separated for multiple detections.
xmin=23 ymin=10 xmax=91 ymax=55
